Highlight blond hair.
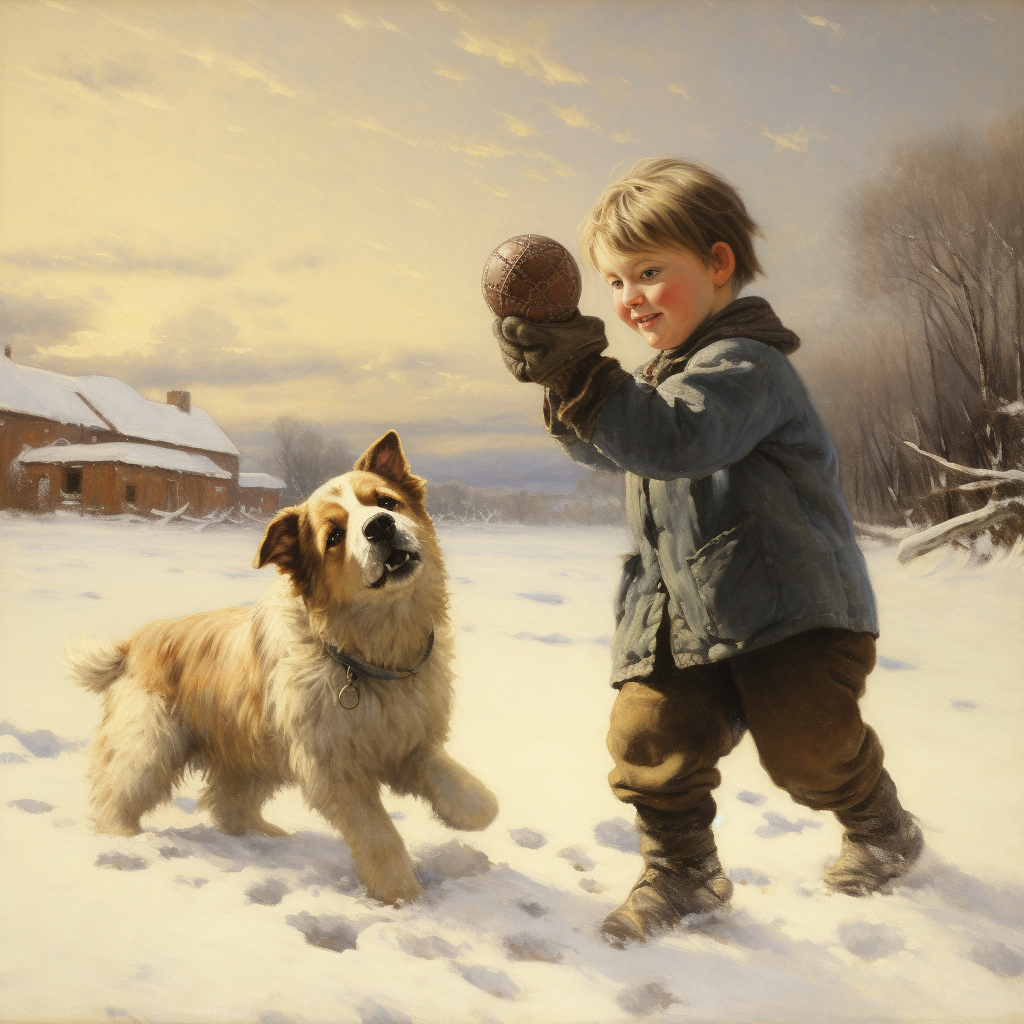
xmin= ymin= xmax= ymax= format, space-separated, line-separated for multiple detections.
xmin=579 ymin=157 xmax=765 ymax=292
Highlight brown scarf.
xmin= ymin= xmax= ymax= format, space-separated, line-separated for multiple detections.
xmin=642 ymin=296 xmax=800 ymax=386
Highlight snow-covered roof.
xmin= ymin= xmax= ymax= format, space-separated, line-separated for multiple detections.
xmin=0 ymin=357 xmax=238 ymax=455
xmin=238 ymin=472 xmax=286 ymax=490
xmin=17 ymin=442 xmax=233 ymax=479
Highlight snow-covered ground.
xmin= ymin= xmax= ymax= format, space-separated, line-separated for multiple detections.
xmin=0 ymin=512 xmax=1022 ymax=1024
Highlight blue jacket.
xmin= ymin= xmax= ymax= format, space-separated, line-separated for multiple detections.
xmin=548 ymin=335 xmax=878 ymax=683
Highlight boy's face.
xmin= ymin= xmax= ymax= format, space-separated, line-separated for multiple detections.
xmin=596 ymin=242 xmax=735 ymax=351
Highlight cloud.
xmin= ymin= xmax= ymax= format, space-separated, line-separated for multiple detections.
xmin=668 ymin=83 xmax=693 ymax=100
xmin=1 ymin=241 xmax=235 ymax=278
xmin=0 ymin=291 xmax=97 ymax=346
xmin=516 ymin=148 xmax=575 ymax=177
xmin=502 ymin=113 xmax=538 ymax=137
xmin=754 ymin=125 xmax=826 ymax=154
xmin=545 ymin=102 xmax=600 ymax=131
xmin=454 ymin=30 xmax=586 ymax=85
xmin=21 ymin=63 xmax=172 ymax=110
xmin=434 ymin=64 xmax=468 ymax=82
xmin=181 ymin=45 xmax=298 ymax=98
xmin=800 ymin=14 xmax=844 ymax=37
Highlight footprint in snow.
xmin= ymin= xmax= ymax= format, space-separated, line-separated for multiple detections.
xmin=557 ymin=846 xmax=595 ymax=872
xmin=286 ymin=911 xmax=359 ymax=953
xmin=96 ymin=852 xmax=148 ymax=871
xmin=617 ymin=981 xmax=680 ymax=1015
xmin=837 ymin=921 xmax=906 ymax=961
xmin=416 ymin=840 xmax=492 ymax=888
xmin=579 ymin=878 xmax=607 ymax=894
xmin=594 ymin=817 xmax=640 ymax=853
xmin=514 ymin=632 xmax=573 ymax=645
xmin=452 ymin=963 xmax=520 ymax=1000
xmin=394 ymin=929 xmax=463 ymax=960
xmin=173 ymin=797 xmax=197 ymax=814
xmin=356 ymin=1000 xmax=413 ymax=1024
xmin=515 ymin=592 xmax=565 ymax=605
xmin=503 ymin=931 xmax=563 ymax=963
xmin=755 ymin=811 xmax=822 ymax=839
xmin=509 ymin=827 xmax=546 ymax=849
xmin=8 ymin=798 xmax=53 ymax=813
xmin=247 ymin=877 xmax=290 ymax=906
xmin=736 ymin=790 xmax=767 ymax=806
xmin=952 ymin=700 xmax=978 ymax=709
xmin=516 ymin=900 xmax=547 ymax=918
xmin=877 ymin=656 xmax=917 ymax=670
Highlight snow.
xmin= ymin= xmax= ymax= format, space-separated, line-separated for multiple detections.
xmin=16 ymin=442 xmax=233 ymax=479
xmin=0 ymin=357 xmax=106 ymax=430
xmin=239 ymin=472 xmax=287 ymax=490
xmin=0 ymin=514 xmax=1021 ymax=1023
xmin=0 ymin=357 xmax=237 ymax=455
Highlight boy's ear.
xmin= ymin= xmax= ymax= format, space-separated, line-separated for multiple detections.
xmin=710 ymin=241 xmax=736 ymax=288
xmin=253 ymin=506 xmax=310 ymax=588
xmin=354 ymin=430 xmax=425 ymax=501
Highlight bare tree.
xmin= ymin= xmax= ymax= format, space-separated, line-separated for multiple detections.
xmin=272 ymin=416 xmax=354 ymax=503
xmin=835 ymin=109 xmax=1024 ymax=536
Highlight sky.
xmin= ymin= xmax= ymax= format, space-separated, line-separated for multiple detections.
xmin=1 ymin=0 xmax=1022 ymax=488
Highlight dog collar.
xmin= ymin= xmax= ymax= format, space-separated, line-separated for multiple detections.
xmin=322 ymin=630 xmax=435 ymax=710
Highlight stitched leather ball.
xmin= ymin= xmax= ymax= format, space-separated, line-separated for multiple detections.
xmin=481 ymin=234 xmax=582 ymax=322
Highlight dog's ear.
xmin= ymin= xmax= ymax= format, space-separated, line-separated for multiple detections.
xmin=354 ymin=430 xmax=425 ymax=501
xmin=254 ymin=506 xmax=308 ymax=584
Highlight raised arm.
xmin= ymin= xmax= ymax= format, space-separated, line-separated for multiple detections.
xmin=580 ymin=340 xmax=791 ymax=480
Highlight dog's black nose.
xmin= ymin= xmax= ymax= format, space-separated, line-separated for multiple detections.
xmin=362 ymin=513 xmax=396 ymax=544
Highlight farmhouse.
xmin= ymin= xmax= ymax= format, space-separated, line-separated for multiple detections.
xmin=0 ymin=348 xmax=240 ymax=516
xmin=238 ymin=472 xmax=286 ymax=514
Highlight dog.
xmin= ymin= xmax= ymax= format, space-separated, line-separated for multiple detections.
xmin=67 ymin=430 xmax=498 ymax=905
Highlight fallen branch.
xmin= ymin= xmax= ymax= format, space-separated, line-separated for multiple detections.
xmin=896 ymin=498 xmax=1024 ymax=564
xmin=898 ymin=439 xmax=1024 ymax=483
xmin=151 ymin=502 xmax=190 ymax=523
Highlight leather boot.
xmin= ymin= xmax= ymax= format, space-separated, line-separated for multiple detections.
xmin=600 ymin=804 xmax=733 ymax=947
xmin=823 ymin=769 xmax=923 ymax=896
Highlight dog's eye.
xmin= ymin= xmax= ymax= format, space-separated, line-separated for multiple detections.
xmin=376 ymin=496 xmax=398 ymax=511
xmin=326 ymin=527 xmax=345 ymax=549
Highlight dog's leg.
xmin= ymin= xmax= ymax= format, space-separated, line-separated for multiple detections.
xmin=299 ymin=766 xmax=423 ymax=905
xmin=199 ymin=771 xmax=288 ymax=837
xmin=397 ymin=747 xmax=499 ymax=832
xmin=88 ymin=676 xmax=191 ymax=835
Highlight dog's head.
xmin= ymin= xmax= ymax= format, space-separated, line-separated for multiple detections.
xmin=253 ymin=430 xmax=434 ymax=609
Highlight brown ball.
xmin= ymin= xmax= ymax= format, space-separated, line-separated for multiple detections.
xmin=481 ymin=234 xmax=582 ymax=322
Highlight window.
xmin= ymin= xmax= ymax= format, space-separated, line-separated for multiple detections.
xmin=125 ymin=484 xmax=136 ymax=504
xmin=65 ymin=467 xmax=82 ymax=494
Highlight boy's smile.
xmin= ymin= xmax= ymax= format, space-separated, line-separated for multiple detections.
xmin=597 ymin=242 xmax=736 ymax=351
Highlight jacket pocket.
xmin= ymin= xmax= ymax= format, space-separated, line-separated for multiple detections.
xmin=686 ymin=516 xmax=779 ymax=641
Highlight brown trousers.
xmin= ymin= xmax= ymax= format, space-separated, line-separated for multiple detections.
xmin=607 ymin=623 xmax=885 ymax=827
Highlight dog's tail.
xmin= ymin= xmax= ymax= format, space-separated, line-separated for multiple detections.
xmin=65 ymin=634 xmax=128 ymax=693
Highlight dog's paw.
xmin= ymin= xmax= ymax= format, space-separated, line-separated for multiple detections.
xmin=371 ymin=873 xmax=425 ymax=907
xmin=444 ymin=785 xmax=499 ymax=832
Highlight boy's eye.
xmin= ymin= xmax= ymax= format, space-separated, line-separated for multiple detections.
xmin=377 ymin=495 xmax=398 ymax=511
xmin=610 ymin=279 xmax=622 ymax=288
xmin=326 ymin=526 xmax=345 ymax=549
xmin=641 ymin=268 xmax=658 ymax=279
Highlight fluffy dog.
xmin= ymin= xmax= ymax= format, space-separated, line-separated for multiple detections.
xmin=67 ymin=431 xmax=498 ymax=905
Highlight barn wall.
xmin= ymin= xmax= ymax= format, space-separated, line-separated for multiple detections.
xmin=239 ymin=487 xmax=281 ymax=514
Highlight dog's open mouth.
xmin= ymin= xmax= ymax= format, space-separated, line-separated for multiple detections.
xmin=370 ymin=548 xmax=421 ymax=588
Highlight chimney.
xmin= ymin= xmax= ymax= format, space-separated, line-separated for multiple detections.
xmin=167 ymin=390 xmax=191 ymax=413
xmin=3 ymin=346 xmax=10 ymax=359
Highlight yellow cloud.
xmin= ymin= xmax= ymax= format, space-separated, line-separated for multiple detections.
xmin=800 ymin=14 xmax=843 ymax=36
xmin=668 ymin=83 xmax=692 ymax=100
xmin=337 ymin=9 xmax=367 ymax=29
xmin=545 ymin=102 xmax=599 ymax=131
xmin=477 ymin=181 xmax=508 ymax=198
xmin=520 ymin=168 xmax=547 ymax=181
xmin=182 ymin=46 xmax=297 ymax=98
xmin=502 ymin=113 xmax=538 ymax=137
xmin=517 ymin=148 xmax=575 ymax=177
xmin=455 ymin=30 xmax=586 ymax=85
xmin=829 ymin=83 xmax=849 ymax=93
xmin=434 ymin=64 xmax=468 ymax=81
xmin=757 ymin=125 xmax=825 ymax=153
xmin=610 ymin=130 xmax=633 ymax=144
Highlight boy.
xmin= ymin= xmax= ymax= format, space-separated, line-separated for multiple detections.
xmin=492 ymin=158 xmax=923 ymax=946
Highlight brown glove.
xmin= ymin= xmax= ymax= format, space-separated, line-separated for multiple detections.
xmin=492 ymin=311 xmax=609 ymax=396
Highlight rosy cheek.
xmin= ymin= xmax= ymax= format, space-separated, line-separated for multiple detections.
xmin=651 ymin=281 xmax=684 ymax=311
